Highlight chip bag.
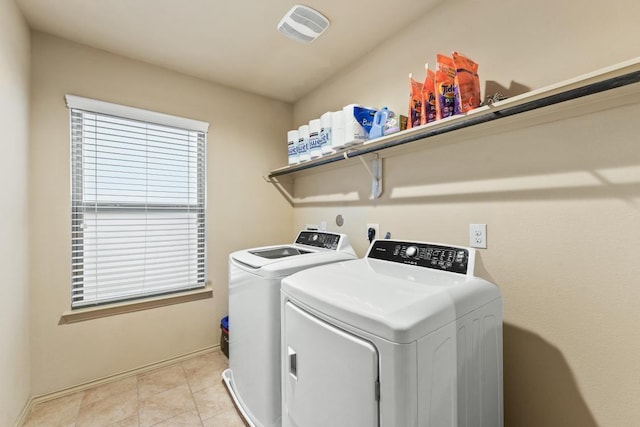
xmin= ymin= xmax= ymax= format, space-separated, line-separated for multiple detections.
xmin=408 ymin=73 xmax=423 ymax=129
xmin=421 ymin=64 xmax=437 ymax=124
xmin=452 ymin=52 xmax=480 ymax=113
xmin=435 ymin=54 xmax=458 ymax=120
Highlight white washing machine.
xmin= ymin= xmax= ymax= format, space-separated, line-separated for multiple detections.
xmin=222 ymin=230 xmax=356 ymax=427
xmin=281 ymin=239 xmax=503 ymax=427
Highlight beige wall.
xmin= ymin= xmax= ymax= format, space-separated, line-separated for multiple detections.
xmin=29 ymin=32 xmax=293 ymax=396
xmin=295 ymin=0 xmax=640 ymax=125
xmin=292 ymin=0 xmax=640 ymax=425
xmin=0 ymin=0 xmax=31 ymax=424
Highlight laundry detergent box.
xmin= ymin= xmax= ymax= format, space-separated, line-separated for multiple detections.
xmin=342 ymin=104 xmax=377 ymax=146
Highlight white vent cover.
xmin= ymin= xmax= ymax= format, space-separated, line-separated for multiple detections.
xmin=277 ymin=5 xmax=330 ymax=43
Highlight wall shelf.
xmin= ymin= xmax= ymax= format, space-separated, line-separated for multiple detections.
xmin=268 ymin=57 xmax=640 ymax=185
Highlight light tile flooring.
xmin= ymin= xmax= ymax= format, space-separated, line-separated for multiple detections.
xmin=23 ymin=350 xmax=246 ymax=427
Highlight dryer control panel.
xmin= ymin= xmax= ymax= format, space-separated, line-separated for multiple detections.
xmin=295 ymin=231 xmax=342 ymax=250
xmin=367 ymin=240 xmax=470 ymax=275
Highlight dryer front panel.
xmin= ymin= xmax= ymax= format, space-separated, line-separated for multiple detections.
xmin=283 ymin=301 xmax=379 ymax=427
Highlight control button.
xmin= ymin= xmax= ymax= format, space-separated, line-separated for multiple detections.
xmin=405 ymin=246 xmax=418 ymax=257
xmin=312 ymin=234 xmax=318 ymax=241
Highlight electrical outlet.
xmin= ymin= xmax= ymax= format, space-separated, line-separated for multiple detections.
xmin=469 ymin=224 xmax=487 ymax=249
xmin=366 ymin=223 xmax=380 ymax=242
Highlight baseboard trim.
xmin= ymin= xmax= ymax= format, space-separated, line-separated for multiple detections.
xmin=14 ymin=396 xmax=35 ymax=427
xmin=17 ymin=345 xmax=220 ymax=426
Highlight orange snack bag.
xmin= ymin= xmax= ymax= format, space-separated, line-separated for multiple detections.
xmin=408 ymin=73 xmax=423 ymax=129
xmin=421 ymin=64 xmax=437 ymax=124
xmin=435 ymin=54 xmax=457 ymax=120
xmin=452 ymin=51 xmax=480 ymax=113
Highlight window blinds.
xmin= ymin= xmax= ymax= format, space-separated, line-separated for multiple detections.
xmin=68 ymin=96 xmax=207 ymax=308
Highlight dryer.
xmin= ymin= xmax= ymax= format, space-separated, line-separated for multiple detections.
xmin=281 ymin=239 xmax=503 ymax=427
xmin=223 ymin=230 xmax=356 ymax=427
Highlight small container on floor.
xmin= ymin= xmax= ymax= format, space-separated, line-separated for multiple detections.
xmin=220 ymin=316 xmax=229 ymax=358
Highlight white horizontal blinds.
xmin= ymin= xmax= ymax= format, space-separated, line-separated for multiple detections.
xmin=71 ymin=106 xmax=206 ymax=308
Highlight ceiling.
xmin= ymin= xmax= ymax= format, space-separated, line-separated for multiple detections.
xmin=17 ymin=0 xmax=440 ymax=103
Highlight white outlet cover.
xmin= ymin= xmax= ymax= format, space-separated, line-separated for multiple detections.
xmin=469 ymin=224 xmax=487 ymax=249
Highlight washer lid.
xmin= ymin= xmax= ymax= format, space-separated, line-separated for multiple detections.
xmin=249 ymin=246 xmax=312 ymax=260
xmin=229 ymin=231 xmax=356 ymax=277
xmin=230 ymin=248 xmax=358 ymax=280
xmin=282 ymin=258 xmax=501 ymax=344
xmin=231 ymin=244 xmax=317 ymax=270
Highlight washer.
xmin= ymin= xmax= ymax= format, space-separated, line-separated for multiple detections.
xmin=281 ymin=239 xmax=503 ymax=427
xmin=222 ymin=230 xmax=356 ymax=427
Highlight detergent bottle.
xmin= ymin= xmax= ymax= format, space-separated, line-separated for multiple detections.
xmin=368 ymin=107 xmax=390 ymax=140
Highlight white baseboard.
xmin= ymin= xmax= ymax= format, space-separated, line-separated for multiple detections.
xmin=14 ymin=396 xmax=35 ymax=427
xmin=16 ymin=345 xmax=220 ymax=426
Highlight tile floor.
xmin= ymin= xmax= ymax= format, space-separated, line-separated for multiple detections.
xmin=23 ymin=349 xmax=246 ymax=427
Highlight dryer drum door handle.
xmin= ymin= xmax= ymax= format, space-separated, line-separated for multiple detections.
xmin=288 ymin=347 xmax=298 ymax=380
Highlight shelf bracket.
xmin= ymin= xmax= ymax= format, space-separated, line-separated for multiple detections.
xmin=356 ymin=154 xmax=383 ymax=199
xmin=265 ymin=175 xmax=295 ymax=206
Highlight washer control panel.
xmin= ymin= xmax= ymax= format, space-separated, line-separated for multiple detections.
xmin=367 ymin=240 xmax=470 ymax=275
xmin=295 ymin=231 xmax=342 ymax=250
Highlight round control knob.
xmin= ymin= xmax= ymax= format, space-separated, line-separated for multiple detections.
xmin=312 ymin=234 xmax=318 ymax=241
xmin=405 ymin=246 xmax=418 ymax=257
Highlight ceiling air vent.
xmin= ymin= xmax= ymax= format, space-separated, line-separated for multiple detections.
xmin=277 ymin=5 xmax=330 ymax=43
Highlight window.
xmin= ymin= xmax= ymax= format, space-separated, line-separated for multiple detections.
xmin=67 ymin=95 xmax=208 ymax=309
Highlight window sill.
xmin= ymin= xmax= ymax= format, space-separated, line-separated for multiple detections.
xmin=59 ymin=283 xmax=213 ymax=324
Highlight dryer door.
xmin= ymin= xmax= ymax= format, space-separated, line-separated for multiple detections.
xmin=283 ymin=301 xmax=379 ymax=427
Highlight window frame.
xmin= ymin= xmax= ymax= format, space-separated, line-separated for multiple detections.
xmin=66 ymin=95 xmax=209 ymax=311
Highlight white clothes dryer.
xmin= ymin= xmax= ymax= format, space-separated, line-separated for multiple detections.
xmin=222 ymin=231 xmax=356 ymax=427
xmin=281 ymin=239 xmax=503 ymax=427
